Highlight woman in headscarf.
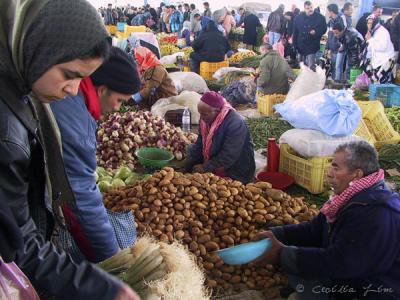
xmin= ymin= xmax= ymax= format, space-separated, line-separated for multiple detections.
xmin=360 ymin=14 xmax=397 ymax=83
xmin=243 ymin=10 xmax=262 ymax=50
xmin=189 ymin=21 xmax=231 ymax=73
xmin=180 ymin=20 xmax=193 ymax=46
xmin=0 ymin=0 xmax=139 ymax=299
xmin=133 ymin=46 xmax=177 ymax=109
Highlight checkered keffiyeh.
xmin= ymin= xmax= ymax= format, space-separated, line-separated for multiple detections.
xmin=320 ymin=169 xmax=385 ymax=224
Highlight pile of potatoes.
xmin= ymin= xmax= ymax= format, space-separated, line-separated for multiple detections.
xmin=103 ymin=167 xmax=319 ymax=295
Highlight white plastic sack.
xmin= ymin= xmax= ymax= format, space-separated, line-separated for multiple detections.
xmin=212 ymin=67 xmax=243 ymax=81
xmin=238 ymin=109 xmax=262 ymax=119
xmin=274 ymin=89 xmax=362 ymax=136
xmin=151 ymin=91 xmax=202 ymax=124
xmin=254 ymin=150 xmax=267 ymax=176
xmin=160 ymin=52 xmax=184 ymax=65
xmin=279 ymin=129 xmax=367 ymax=158
xmin=169 ymin=72 xmax=209 ymax=94
xmin=285 ymin=63 xmax=326 ymax=102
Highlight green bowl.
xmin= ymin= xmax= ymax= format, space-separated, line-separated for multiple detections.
xmin=135 ymin=147 xmax=174 ymax=169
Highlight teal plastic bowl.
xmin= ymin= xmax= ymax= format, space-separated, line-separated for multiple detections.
xmin=215 ymin=238 xmax=272 ymax=265
xmin=135 ymin=147 xmax=174 ymax=169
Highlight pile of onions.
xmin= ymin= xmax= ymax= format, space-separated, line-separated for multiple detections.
xmin=97 ymin=111 xmax=197 ymax=170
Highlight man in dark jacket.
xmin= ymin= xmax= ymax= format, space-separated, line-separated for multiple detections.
xmin=254 ymin=141 xmax=400 ymax=300
xmin=105 ymin=3 xmax=115 ymax=25
xmin=243 ymin=11 xmax=262 ymax=49
xmin=326 ymin=4 xmax=344 ymax=80
xmin=267 ymin=4 xmax=285 ymax=45
xmin=0 ymin=0 xmax=139 ymax=299
xmin=333 ymin=22 xmax=363 ymax=72
xmin=293 ymin=1 xmax=327 ymax=68
xmin=186 ymin=92 xmax=255 ymax=183
xmin=51 ymin=47 xmax=141 ymax=263
xmin=189 ymin=21 xmax=231 ymax=73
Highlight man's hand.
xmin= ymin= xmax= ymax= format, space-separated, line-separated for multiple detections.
xmin=115 ymin=285 xmax=141 ymax=300
xmin=310 ymin=29 xmax=316 ymax=35
xmin=251 ymin=231 xmax=284 ymax=266
xmin=193 ymin=164 xmax=205 ymax=173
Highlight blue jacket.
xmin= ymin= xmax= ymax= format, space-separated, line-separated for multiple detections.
xmin=273 ymin=182 xmax=400 ymax=299
xmin=51 ymin=93 xmax=119 ymax=263
xmin=170 ymin=11 xmax=183 ymax=33
xmin=185 ymin=110 xmax=255 ymax=183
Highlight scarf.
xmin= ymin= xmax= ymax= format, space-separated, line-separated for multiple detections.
xmin=135 ymin=46 xmax=161 ymax=75
xmin=320 ymin=169 xmax=385 ymax=224
xmin=200 ymin=103 xmax=234 ymax=161
xmin=80 ymin=77 xmax=101 ymax=121
xmin=0 ymin=0 xmax=109 ymax=95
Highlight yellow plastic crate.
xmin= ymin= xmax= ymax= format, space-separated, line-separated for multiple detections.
xmin=183 ymin=66 xmax=190 ymax=72
xmin=106 ymin=25 xmax=118 ymax=35
xmin=124 ymin=25 xmax=147 ymax=34
xmin=115 ymin=31 xmax=130 ymax=39
xmin=357 ymin=101 xmax=400 ymax=149
xmin=279 ymin=144 xmax=333 ymax=194
xmin=354 ymin=119 xmax=376 ymax=145
xmin=256 ymin=92 xmax=286 ymax=116
xmin=200 ymin=60 xmax=229 ymax=80
xmin=293 ymin=68 xmax=300 ymax=76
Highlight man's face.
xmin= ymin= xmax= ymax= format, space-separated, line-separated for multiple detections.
xmin=195 ymin=16 xmax=201 ymax=21
xmin=98 ymin=87 xmax=132 ymax=115
xmin=198 ymin=102 xmax=219 ymax=125
xmin=239 ymin=9 xmax=244 ymax=16
xmin=31 ymin=57 xmax=103 ymax=103
xmin=333 ymin=29 xmax=344 ymax=39
xmin=328 ymin=10 xmax=335 ymax=19
xmin=326 ymin=151 xmax=360 ymax=195
xmin=305 ymin=4 xmax=314 ymax=16
xmin=108 ymin=4 xmax=112 ymax=9
xmin=374 ymin=8 xmax=383 ymax=17
xmin=344 ymin=6 xmax=353 ymax=17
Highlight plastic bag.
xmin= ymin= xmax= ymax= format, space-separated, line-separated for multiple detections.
xmin=352 ymin=72 xmax=371 ymax=91
xmin=160 ymin=52 xmax=184 ymax=65
xmin=285 ymin=63 xmax=326 ymax=102
xmin=168 ymin=72 xmax=209 ymax=94
xmin=238 ymin=108 xmax=262 ymax=119
xmin=213 ymin=67 xmax=243 ymax=81
xmin=279 ymin=129 xmax=367 ymax=158
xmin=0 ymin=259 xmax=39 ymax=300
xmin=274 ymin=89 xmax=362 ymax=136
xmin=254 ymin=150 xmax=267 ymax=176
xmin=151 ymin=91 xmax=202 ymax=124
xmin=221 ymin=77 xmax=257 ymax=107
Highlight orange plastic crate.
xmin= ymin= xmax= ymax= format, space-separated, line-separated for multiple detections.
xmin=279 ymin=144 xmax=332 ymax=194
xmin=200 ymin=60 xmax=229 ymax=80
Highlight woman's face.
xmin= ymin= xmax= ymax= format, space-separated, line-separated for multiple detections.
xmin=367 ymin=18 xmax=374 ymax=29
xmin=31 ymin=57 xmax=103 ymax=103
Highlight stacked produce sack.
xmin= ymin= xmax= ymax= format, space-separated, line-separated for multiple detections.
xmin=103 ymin=167 xmax=320 ymax=295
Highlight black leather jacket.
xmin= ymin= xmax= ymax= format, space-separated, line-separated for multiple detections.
xmin=0 ymin=80 xmax=121 ymax=299
xmin=339 ymin=29 xmax=363 ymax=67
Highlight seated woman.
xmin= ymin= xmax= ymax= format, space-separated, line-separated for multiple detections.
xmin=253 ymin=141 xmax=400 ymax=300
xmin=360 ymin=14 xmax=397 ymax=83
xmin=185 ymin=92 xmax=255 ymax=183
xmin=180 ymin=21 xmax=192 ymax=46
xmin=133 ymin=46 xmax=177 ymax=109
xmin=189 ymin=21 xmax=231 ymax=73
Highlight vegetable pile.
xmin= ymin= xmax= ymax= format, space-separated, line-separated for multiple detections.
xmin=239 ymin=55 xmax=263 ymax=68
xmin=99 ymin=236 xmax=210 ymax=299
xmin=228 ymin=51 xmax=256 ymax=64
xmin=160 ymin=44 xmax=180 ymax=56
xmin=96 ymin=111 xmax=197 ymax=171
xmin=386 ymin=107 xmax=400 ymax=133
xmin=103 ymin=168 xmax=319 ymax=294
xmin=246 ymin=117 xmax=294 ymax=150
xmin=96 ymin=166 xmax=151 ymax=193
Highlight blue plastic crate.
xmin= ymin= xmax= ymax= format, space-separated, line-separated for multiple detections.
xmin=117 ymin=22 xmax=126 ymax=32
xmin=369 ymin=84 xmax=400 ymax=107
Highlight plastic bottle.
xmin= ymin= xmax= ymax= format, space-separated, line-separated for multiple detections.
xmin=182 ymin=107 xmax=191 ymax=132
xmin=266 ymin=138 xmax=280 ymax=172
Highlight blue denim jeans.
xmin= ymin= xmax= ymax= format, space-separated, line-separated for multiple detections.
xmin=335 ymin=52 xmax=351 ymax=81
xmin=269 ymin=32 xmax=281 ymax=45
xmin=300 ymin=53 xmax=317 ymax=68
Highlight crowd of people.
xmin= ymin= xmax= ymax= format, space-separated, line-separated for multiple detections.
xmin=102 ymin=1 xmax=399 ymax=85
